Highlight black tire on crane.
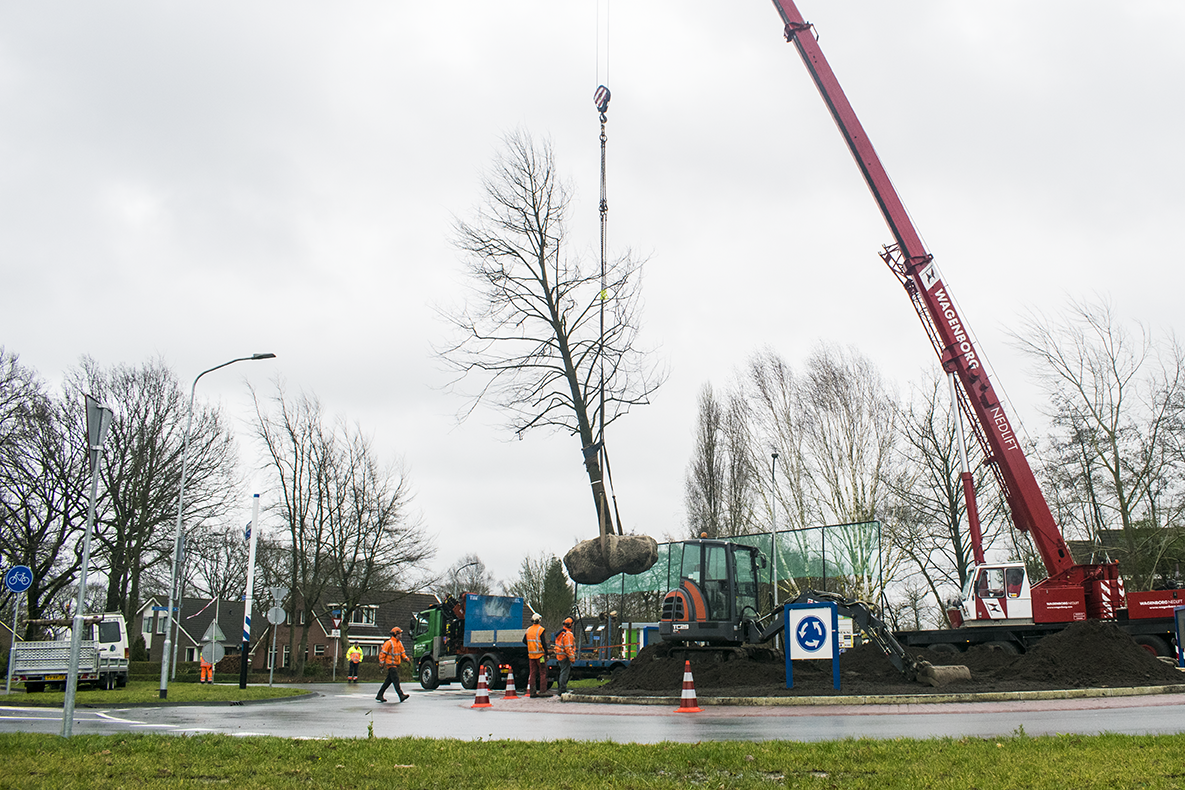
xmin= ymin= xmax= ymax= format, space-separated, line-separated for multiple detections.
xmin=1133 ymin=635 xmax=1172 ymax=658
xmin=926 ymin=643 xmax=961 ymax=655
xmin=985 ymin=640 xmax=1020 ymax=655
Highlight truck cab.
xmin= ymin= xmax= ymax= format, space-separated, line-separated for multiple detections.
xmin=948 ymin=563 xmax=1032 ymax=627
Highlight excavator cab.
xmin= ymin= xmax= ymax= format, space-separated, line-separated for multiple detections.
xmin=659 ymin=539 xmax=763 ymax=645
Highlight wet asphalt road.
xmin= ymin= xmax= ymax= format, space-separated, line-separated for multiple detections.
xmin=3 ymin=684 xmax=1185 ymax=742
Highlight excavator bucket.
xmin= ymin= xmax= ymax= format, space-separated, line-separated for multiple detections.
xmin=564 ymin=534 xmax=658 ymax=586
xmin=916 ymin=660 xmax=971 ymax=687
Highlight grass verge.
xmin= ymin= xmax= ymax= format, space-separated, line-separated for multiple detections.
xmin=3 ymin=680 xmax=308 ymax=707
xmin=1 ymin=731 xmax=1184 ymax=789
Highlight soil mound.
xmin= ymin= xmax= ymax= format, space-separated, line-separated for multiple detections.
xmin=590 ymin=621 xmax=1183 ymax=697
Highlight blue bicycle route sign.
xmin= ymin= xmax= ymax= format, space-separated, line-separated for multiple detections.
xmin=4 ymin=565 xmax=33 ymax=594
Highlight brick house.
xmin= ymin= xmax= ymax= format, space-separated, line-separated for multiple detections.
xmin=133 ymin=589 xmax=436 ymax=669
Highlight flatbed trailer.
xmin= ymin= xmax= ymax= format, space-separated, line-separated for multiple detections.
xmin=897 ymin=613 xmax=1179 ymax=658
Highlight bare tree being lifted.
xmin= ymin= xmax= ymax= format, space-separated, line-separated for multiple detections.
xmin=439 ymin=121 xmax=664 ymax=585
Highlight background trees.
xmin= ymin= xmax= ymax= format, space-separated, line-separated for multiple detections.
xmin=1 ymin=350 xmax=433 ymax=662
xmin=0 ymin=350 xmax=87 ymax=636
xmin=883 ymin=373 xmax=1006 ymax=622
xmin=253 ymin=382 xmax=434 ymax=674
xmin=71 ymin=356 xmax=237 ymax=622
xmin=1015 ymin=300 xmax=1185 ymax=589
xmin=683 ymin=382 xmax=758 ymax=539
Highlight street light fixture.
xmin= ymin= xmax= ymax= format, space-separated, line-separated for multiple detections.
xmin=159 ymin=353 xmax=275 ymax=699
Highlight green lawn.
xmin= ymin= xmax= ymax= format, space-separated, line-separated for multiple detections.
xmin=1 ymin=732 xmax=1184 ymax=789
xmin=3 ymin=680 xmax=308 ymax=707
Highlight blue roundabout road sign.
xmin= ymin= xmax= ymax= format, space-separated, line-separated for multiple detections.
xmin=795 ymin=614 xmax=827 ymax=653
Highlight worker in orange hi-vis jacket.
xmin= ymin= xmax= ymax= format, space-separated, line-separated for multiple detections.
xmin=553 ymin=617 xmax=577 ymax=694
xmin=523 ymin=613 xmax=551 ymax=697
xmin=376 ymin=627 xmax=409 ymax=703
xmin=199 ymin=654 xmax=213 ymax=684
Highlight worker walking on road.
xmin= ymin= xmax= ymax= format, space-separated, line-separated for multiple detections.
xmin=346 ymin=642 xmax=363 ymax=683
xmin=523 ymin=613 xmax=551 ymax=697
xmin=376 ymin=627 xmax=409 ymax=703
xmin=553 ymin=617 xmax=576 ymax=694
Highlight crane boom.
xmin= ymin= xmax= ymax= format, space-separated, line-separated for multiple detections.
xmin=767 ymin=1 xmax=1082 ymax=580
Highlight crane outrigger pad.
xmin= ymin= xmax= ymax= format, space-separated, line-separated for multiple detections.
xmin=565 ymin=534 xmax=658 ymax=586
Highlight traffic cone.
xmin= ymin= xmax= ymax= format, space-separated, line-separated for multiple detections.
xmin=674 ymin=660 xmax=702 ymax=713
xmin=503 ymin=665 xmax=519 ymax=699
xmin=470 ymin=664 xmax=492 ymax=709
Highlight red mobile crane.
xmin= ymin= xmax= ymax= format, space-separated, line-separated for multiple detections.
xmin=767 ymin=0 xmax=1185 ymax=653
xmin=661 ymin=3 xmax=1183 ymax=660
xmin=770 ymin=0 xmax=1126 ymax=622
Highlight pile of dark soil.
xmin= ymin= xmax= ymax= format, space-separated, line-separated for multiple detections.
xmin=591 ymin=620 xmax=1184 ymax=697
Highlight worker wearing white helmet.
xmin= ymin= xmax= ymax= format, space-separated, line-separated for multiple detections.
xmin=522 ymin=613 xmax=551 ymax=697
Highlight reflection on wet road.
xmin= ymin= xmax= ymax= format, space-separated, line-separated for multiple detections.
xmin=3 ymin=684 xmax=1185 ymax=742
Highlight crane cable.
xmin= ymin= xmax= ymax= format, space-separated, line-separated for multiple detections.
xmin=592 ymin=84 xmax=622 ymax=538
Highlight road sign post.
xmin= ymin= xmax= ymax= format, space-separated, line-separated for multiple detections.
xmin=5 ymin=565 xmax=33 ymax=694
xmin=783 ymin=602 xmax=840 ymax=691
xmin=63 ymin=395 xmax=113 ymax=737
xmin=266 ymin=605 xmax=286 ymax=687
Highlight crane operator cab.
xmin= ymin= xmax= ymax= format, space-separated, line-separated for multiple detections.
xmin=947 ymin=562 xmax=1033 ymax=627
xmin=659 ymin=539 xmax=765 ymax=645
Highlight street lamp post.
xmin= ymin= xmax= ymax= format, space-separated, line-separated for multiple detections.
xmin=159 ymin=353 xmax=275 ymax=700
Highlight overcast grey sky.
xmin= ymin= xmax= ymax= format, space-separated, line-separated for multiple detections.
xmin=2 ymin=2 xmax=1182 ymax=586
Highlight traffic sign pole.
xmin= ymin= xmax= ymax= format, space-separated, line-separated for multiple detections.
xmin=5 ymin=566 xmax=33 ymax=693
xmin=5 ymin=592 xmax=17 ymax=695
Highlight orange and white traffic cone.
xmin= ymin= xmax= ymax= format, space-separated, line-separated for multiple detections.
xmin=503 ymin=665 xmax=519 ymax=699
xmin=470 ymin=664 xmax=492 ymax=709
xmin=674 ymin=660 xmax=702 ymax=713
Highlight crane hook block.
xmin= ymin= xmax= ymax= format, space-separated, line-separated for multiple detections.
xmin=593 ymin=85 xmax=611 ymax=115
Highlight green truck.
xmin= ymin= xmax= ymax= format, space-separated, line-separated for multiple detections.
xmin=410 ymin=593 xmax=631 ymax=691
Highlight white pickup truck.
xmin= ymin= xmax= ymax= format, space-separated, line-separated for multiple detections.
xmin=12 ymin=613 xmax=130 ymax=692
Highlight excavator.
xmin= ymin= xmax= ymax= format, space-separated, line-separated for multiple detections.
xmin=658 ymin=537 xmax=968 ymax=686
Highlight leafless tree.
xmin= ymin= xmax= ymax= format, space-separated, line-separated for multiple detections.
xmin=0 ymin=351 xmax=88 ymax=636
xmin=744 ymin=344 xmax=898 ymax=600
xmin=883 ymin=373 xmax=1007 ymax=622
xmin=329 ymin=425 xmax=434 ymax=651
xmin=254 ymin=382 xmax=434 ymax=675
xmin=438 ymin=553 xmax=496 ymax=599
xmin=187 ymin=522 xmax=250 ymax=601
xmin=253 ymin=384 xmax=335 ymax=677
xmin=684 ymin=382 xmax=758 ymax=538
xmin=439 ymin=130 xmax=666 ymax=540
xmin=1013 ymin=299 xmax=1185 ymax=589
xmin=68 ymin=356 xmax=238 ymax=622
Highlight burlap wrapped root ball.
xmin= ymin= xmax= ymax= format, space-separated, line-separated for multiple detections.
xmin=564 ymin=534 xmax=659 ymax=585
